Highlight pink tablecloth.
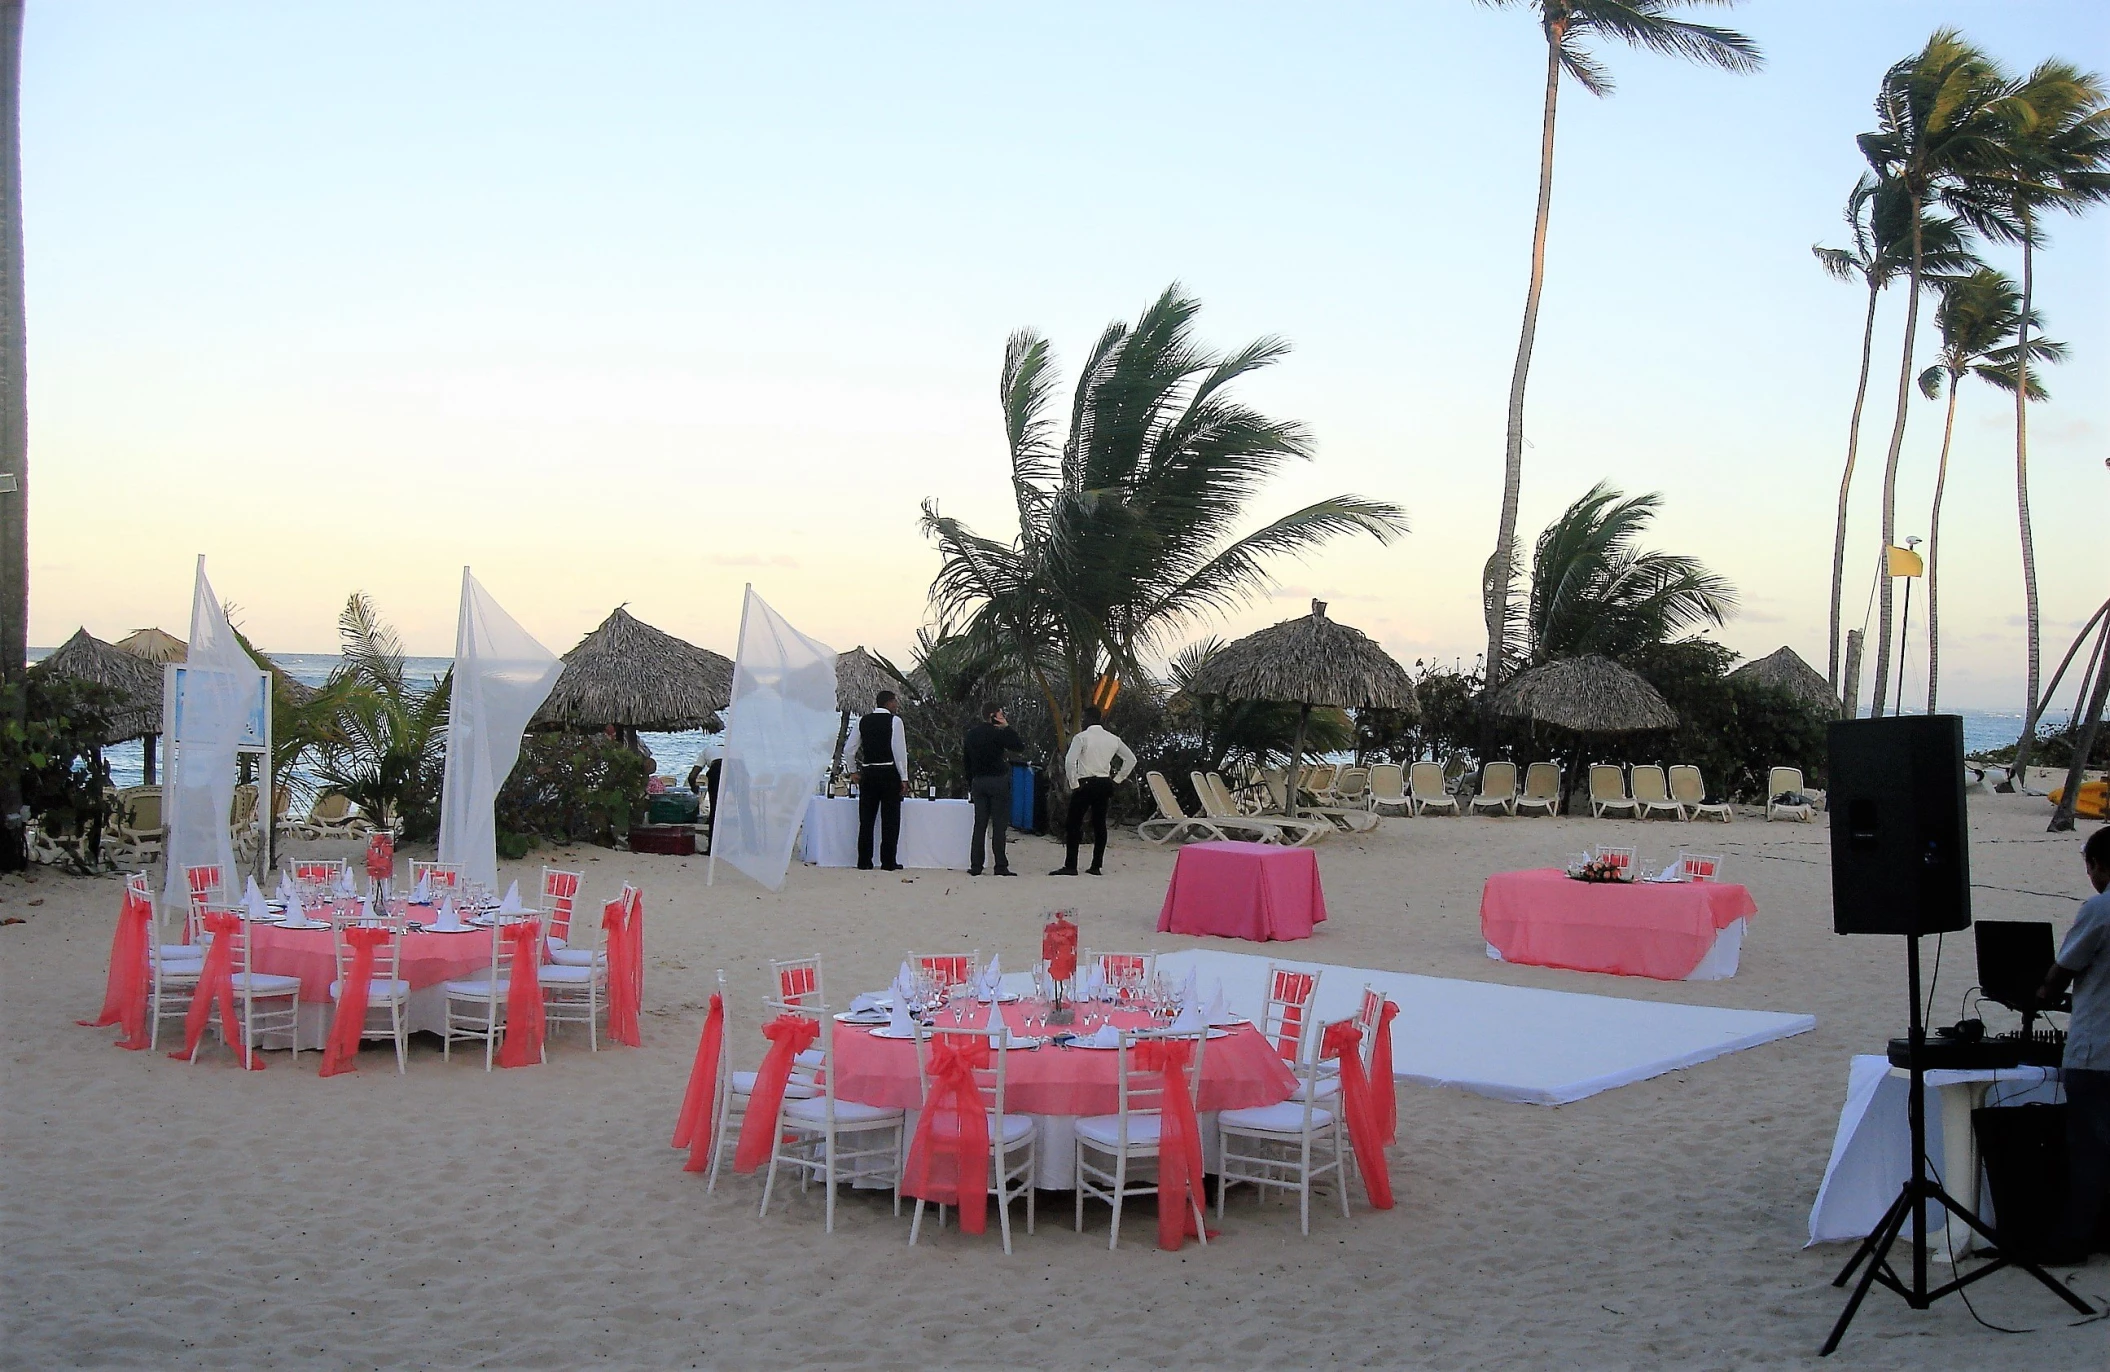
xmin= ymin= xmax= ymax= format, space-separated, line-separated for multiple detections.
xmin=249 ymin=924 xmax=494 ymax=1002
xmin=829 ymin=1003 xmax=1298 ymax=1116
xmin=1156 ymin=841 xmax=1327 ymax=941
xmin=1478 ymin=868 xmax=1758 ymax=980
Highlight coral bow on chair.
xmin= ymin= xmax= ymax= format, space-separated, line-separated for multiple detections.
xmin=319 ymin=924 xmax=393 ymax=1078
xmin=497 ymin=919 xmax=546 ymax=1068
xmin=1321 ymin=1020 xmax=1393 ymax=1210
xmin=733 ymin=1015 xmax=821 ymax=1173
xmin=603 ymin=891 xmax=644 ymax=1047
xmin=170 ymin=910 xmax=264 ymax=1069
xmin=901 ymin=1036 xmax=993 ymax=1233
xmin=1134 ymin=1038 xmax=1210 ymax=1251
xmin=672 ymin=992 xmax=726 ymax=1172
xmin=79 ymin=886 xmax=154 ymax=1050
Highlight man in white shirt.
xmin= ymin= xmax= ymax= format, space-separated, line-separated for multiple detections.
xmin=842 ymin=690 xmax=909 ymax=870
xmin=1051 ymin=706 xmax=1136 ymax=876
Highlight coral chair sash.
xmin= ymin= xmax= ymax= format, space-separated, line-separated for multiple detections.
xmin=672 ymin=993 xmax=726 ymax=1172
xmin=79 ymin=886 xmax=154 ymax=1049
xmin=901 ymin=1037 xmax=992 ymax=1232
xmin=1370 ymin=1000 xmax=1398 ymax=1145
xmin=1321 ymin=1020 xmax=1392 ymax=1210
xmin=497 ymin=919 xmax=546 ymax=1068
xmin=733 ymin=1015 xmax=822 ymax=1173
xmin=603 ymin=891 xmax=643 ymax=1047
xmin=1133 ymin=1039 xmax=1208 ymax=1251
xmin=319 ymin=924 xmax=392 ymax=1077
xmin=170 ymin=910 xmax=264 ymax=1069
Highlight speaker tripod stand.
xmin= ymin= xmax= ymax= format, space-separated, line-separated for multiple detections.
xmin=1821 ymin=934 xmax=2093 ymax=1354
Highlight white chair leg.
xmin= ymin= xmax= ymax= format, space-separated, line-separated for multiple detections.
xmin=995 ymin=1146 xmax=1013 ymax=1256
xmin=1025 ymin=1144 xmax=1037 ymax=1235
xmin=759 ymin=1135 xmax=783 ymax=1218
xmin=1299 ymin=1135 xmax=1312 ymax=1236
xmin=1336 ymin=1126 xmax=1352 ymax=1219
xmin=1074 ymin=1147 xmax=1085 ymax=1232
xmin=910 ymin=1198 xmax=926 ymax=1247
xmin=1108 ymin=1153 xmax=1126 ymax=1251
xmin=823 ymin=1122 xmax=837 ymax=1235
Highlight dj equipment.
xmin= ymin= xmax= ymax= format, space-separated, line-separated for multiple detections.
xmin=1888 ymin=1026 xmax=2066 ymax=1072
xmin=1827 ymin=716 xmax=1971 ymax=937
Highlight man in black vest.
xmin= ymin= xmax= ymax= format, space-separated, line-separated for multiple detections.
xmin=842 ymin=689 xmax=908 ymax=870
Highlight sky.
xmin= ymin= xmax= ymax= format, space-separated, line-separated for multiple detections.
xmin=21 ymin=1 xmax=2109 ymax=710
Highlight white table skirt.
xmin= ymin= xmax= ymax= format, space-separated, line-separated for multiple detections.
xmin=1484 ymin=917 xmax=1746 ymax=981
xmin=857 ymin=1109 xmax=1227 ymax=1191
xmin=801 ymin=796 xmax=976 ymax=871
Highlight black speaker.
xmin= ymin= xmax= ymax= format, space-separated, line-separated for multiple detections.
xmin=1827 ymin=715 xmax=1971 ymax=936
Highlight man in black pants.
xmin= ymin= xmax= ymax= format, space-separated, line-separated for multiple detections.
xmin=2041 ymin=824 xmax=2110 ymax=1255
xmin=1051 ymin=705 xmax=1136 ymax=876
xmin=963 ymin=701 xmax=1024 ymax=876
xmin=842 ymin=689 xmax=908 ymax=871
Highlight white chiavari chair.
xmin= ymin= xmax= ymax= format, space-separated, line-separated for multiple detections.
xmin=441 ymin=914 xmax=532 ymax=1071
xmin=540 ymin=892 xmax=610 ymax=1051
xmin=1679 ymin=851 xmax=1724 ymax=883
xmin=908 ymin=1022 xmax=1037 ymax=1254
xmin=138 ymin=874 xmax=203 ymax=1051
xmin=187 ymin=903 xmax=303 ymax=1065
xmin=1260 ymin=963 xmax=1323 ymax=1069
xmin=909 ymin=951 xmax=979 ymax=994
xmin=758 ymin=999 xmax=906 ymax=1234
xmin=1074 ymin=1026 xmax=1209 ymax=1250
xmin=706 ymin=970 xmax=817 ymax=1194
xmin=328 ymin=908 xmax=411 ymax=1073
xmin=769 ymin=954 xmax=828 ymax=1079
xmin=1081 ymin=949 xmax=1155 ymax=997
xmin=1216 ymin=1019 xmax=1351 ymax=1236
xmin=409 ymin=860 xmax=462 ymax=890
xmin=540 ymin=867 xmax=598 ymax=965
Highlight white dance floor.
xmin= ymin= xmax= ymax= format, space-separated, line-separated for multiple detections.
xmin=1154 ymin=949 xmax=1816 ymax=1106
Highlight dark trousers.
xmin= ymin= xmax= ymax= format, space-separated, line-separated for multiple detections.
xmin=857 ymin=766 xmax=901 ymax=869
xmin=2068 ymin=1067 xmax=2110 ymax=1253
xmin=1064 ymin=776 xmax=1115 ymax=872
xmin=969 ymin=772 xmax=1012 ymax=874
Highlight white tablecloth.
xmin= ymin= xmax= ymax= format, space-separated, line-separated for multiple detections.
xmin=801 ymin=797 xmax=976 ymax=871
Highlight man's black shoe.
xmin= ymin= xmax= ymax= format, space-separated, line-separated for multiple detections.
xmin=1049 ymin=866 xmax=1077 ymax=876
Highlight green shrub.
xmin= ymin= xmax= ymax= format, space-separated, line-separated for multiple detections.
xmin=497 ymin=734 xmax=650 ymax=847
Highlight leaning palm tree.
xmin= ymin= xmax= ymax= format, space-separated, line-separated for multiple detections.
xmin=309 ymin=593 xmax=452 ymax=833
xmin=1914 ymin=268 xmax=2060 ymax=713
xmin=1476 ymin=0 xmax=1760 ymax=691
xmin=1856 ymin=30 xmax=2021 ymax=715
xmin=1524 ymin=481 xmax=1738 ymax=667
xmin=1812 ymin=173 xmax=1977 ymax=703
xmin=922 ymin=285 xmax=1406 ymax=762
xmin=1988 ymin=60 xmax=2110 ymax=783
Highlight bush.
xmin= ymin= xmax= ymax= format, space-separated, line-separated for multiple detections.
xmin=497 ymin=734 xmax=650 ymax=847
xmin=5 ymin=677 xmax=120 ymax=871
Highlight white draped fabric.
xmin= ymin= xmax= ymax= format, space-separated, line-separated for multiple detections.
xmin=163 ymin=557 xmax=253 ymax=909
xmin=711 ymin=586 xmax=836 ymax=892
xmin=437 ymin=569 xmax=562 ymax=891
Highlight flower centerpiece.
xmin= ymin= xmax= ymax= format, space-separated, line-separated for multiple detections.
xmin=1042 ymin=909 xmax=1078 ymax=1025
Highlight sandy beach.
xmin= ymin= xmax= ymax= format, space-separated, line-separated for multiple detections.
xmin=3 ymin=793 xmax=2105 ymax=1370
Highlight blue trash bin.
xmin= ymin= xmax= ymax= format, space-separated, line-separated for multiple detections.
xmin=1010 ymin=764 xmax=1037 ymax=832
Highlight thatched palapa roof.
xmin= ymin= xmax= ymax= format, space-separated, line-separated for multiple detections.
xmin=1728 ymin=645 xmax=1839 ymax=714
xmin=1489 ymin=654 xmax=1678 ymax=733
xmin=30 ymin=628 xmax=165 ymax=743
xmin=534 ymin=607 xmax=732 ymax=732
xmin=1186 ymin=600 xmax=1417 ymax=712
xmin=116 ymin=627 xmax=187 ymax=663
xmin=836 ymin=646 xmax=912 ymax=714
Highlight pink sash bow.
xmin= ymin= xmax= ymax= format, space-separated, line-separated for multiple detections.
xmin=602 ymin=891 xmax=644 ymax=1047
xmin=169 ymin=910 xmax=264 ymax=1069
xmin=672 ymin=992 xmax=726 ymax=1172
xmin=79 ymin=886 xmax=154 ymax=1050
xmin=733 ymin=1015 xmax=822 ymax=1174
xmin=1134 ymin=1039 xmax=1209 ymax=1250
xmin=319 ymin=924 xmax=393 ymax=1077
xmin=1370 ymin=1000 xmax=1398 ymax=1146
xmin=497 ymin=919 xmax=546 ymax=1068
xmin=1321 ymin=1020 xmax=1393 ymax=1210
xmin=901 ymin=1037 xmax=993 ymax=1232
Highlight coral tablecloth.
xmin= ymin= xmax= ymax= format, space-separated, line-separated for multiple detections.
xmin=1156 ymin=841 xmax=1327 ymax=941
xmin=249 ymin=922 xmax=493 ymax=1002
xmin=1478 ymin=868 xmax=1757 ymax=980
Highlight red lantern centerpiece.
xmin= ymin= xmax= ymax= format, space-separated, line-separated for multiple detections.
xmin=1042 ymin=909 xmax=1078 ymax=1025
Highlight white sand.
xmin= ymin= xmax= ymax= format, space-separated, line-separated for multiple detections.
xmin=5 ymin=794 xmax=2107 ymax=1368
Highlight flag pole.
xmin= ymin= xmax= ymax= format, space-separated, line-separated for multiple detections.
xmin=707 ymin=583 xmax=753 ymax=888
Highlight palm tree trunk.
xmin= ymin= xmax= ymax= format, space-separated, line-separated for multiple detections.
xmin=2008 ymin=221 xmax=2044 ymax=783
xmin=0 ymin=1 xmax=24 ymax=873
xmin=1285 ymin=703 xmax=1311 ymax=820
xmin=1868 ymin=201 xmax=1926 ymax=717
xmin=1485 ymin=30 xmax=1562 ymax=689
xmin=1827 ymin=281 xmax=1882 ymax=705
xmin=2049 ymin=615 xmax=2109 ymax=832
xmin=1924 ymin=382 xmax=1959 ymax=713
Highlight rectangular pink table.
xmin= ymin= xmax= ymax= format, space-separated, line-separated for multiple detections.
xmin=1157 ymin=841 xmax=1327 ymax=942
xmin=1478 ymin=867 xmax=1757 ymax=980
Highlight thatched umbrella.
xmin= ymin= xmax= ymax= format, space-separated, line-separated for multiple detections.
xmin=116 ymin=626 xmax=187 ymax=663
xmin=1186 ymin=600 xmax=1417 ymax=816
xmin=1489 ymin=654 xmax=1678 ymax=808
xmin=1727 ymin=645 xmax=1839 ymax=715
xmin=31 ymin=628 xmax=164 ymax=744
xmin=534 ymin=607 xmax=732 ymax=733
xmin=835 ymin=646 xmax=910 ymax=713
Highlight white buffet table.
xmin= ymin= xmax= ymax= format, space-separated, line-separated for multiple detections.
xmin=801 ymin=796 xmax=975 ymax=871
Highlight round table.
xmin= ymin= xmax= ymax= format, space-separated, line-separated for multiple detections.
xmin=829 ymin=1001 xmax=1299 ymax=1188
xmin=248 ymin=918 xmax=496 ymax=1042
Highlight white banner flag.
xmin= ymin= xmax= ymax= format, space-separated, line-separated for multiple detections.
xmin=163 ymin=556 xmax=253 ymax=908
xmin=711 ymin=586 xmax=837 ymax=891
xmin=438 ymin=569 xmax=563 ymax=890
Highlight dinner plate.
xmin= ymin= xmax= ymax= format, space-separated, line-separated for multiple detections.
xmin=1069 ymin=1041 xmax=1123 ymax=1050
xmin=422 ymin=925 xmax=476 ymax=935
xmin=1205 ymin=1028 xmax=1234 ymax=1040
xmin=834 ymin=1012 xmax=888 ymax=1025
xmin=276 ymin=920 xmax=331 ymax=931
xmin=1207 ymin=1017 xmax=1249 ymax=1028
xmin=866 ymin=1026 xmax=919 ymax=1040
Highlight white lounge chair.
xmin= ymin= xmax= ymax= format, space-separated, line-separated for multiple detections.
xmin=1407 ymin=762 xmax=1458 ymax=817
xmin=1138 ymin=772 xmax=1232 ymax=846
xmin=1629 ymin=765 xmax=1686 ymax=821
xmin=1767 ymin=767 xmax=1816 ymax=823
xmin=1468 ymin=761 xmax=1519 ymax=816
xmin=1193 ymin=773 xmax=1328 ymax=847
xmin=1514 ymin=762 xmax=1562 ymax=817
xmin=1264 ymin=773 xmax=1379 ymax=834
xmin=1365 ymin=764 xmax=1410 ymax=816
xmin=1588 ymin=764 xmax=1641 ymax=819
xmin=1668 ymin=765 xmax=1732 ymax=823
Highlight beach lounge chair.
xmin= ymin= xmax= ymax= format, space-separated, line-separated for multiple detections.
xmin=1365 ymin=763 xmax=1410 ymax=816
xmin=1194 ymin=773 xmax=1328 ymax=846
xmin=1668 ymin=765 xmax=1732 ymax=823
xmin=1332 ymin=767 xmax=1370 ymax=808
xmin=1629 ymin=765 xmax=1686 ymax=821
xmin=1302 ymin=763 xmax=1340 ymax=805
xmin=1588 ymin=765 xmax=1641 ymax=819
xmin=1468 ymin=761 xmax=1520 ymax=816
xmin=1408 ymin=762 xmax=1458 ymax=816
xmin=1262 ymin=773 xmax=1380 ymax=834
xmin=1766 ymin=767 xmax=1815 ymax=823
xmin=1138 ymin=772 xmax=1232 ymax=846
xmin=110 ymin=785 xmax=165 ymax=867
xmin=1218 ymin=773 xmax=1334 ymax=845
xmin=1514 ymin=762 xmax=1562 ymax=817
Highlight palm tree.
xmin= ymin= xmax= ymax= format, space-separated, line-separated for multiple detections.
xmin=1856 ymin=30 xmax=2021 ymax=715
xmin=922 ymin=285 xmax=1406 ymax=766
xmin=0 ymin=1 xmax=25 ymax=873
xmin=1914 ymin=268 xmax=2060 ymax=712
xmin=1989 ymin=61 xmax=2110 ymax=783
xmin=1524 ymin=481 xmax=1738 ymax=667
xmin=1476 ymin=0 xmax=1760 ymax=691
xmin=1812 ymin=174 xmax=1977 ymax=704
xmin=309 ymin=593 xmax=452 ymax=834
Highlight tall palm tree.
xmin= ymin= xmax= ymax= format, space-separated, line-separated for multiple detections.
xmin=1812 ymin=173 xmax=1976 ymax=705
xmin=922 ymin=285 xmax=1406 ymax=762
xmin=309 ymin=593 xmax=452 ymax=833
xmin=1524 ymin=481 xmax=1738 ymax=666
xmin=1856 ymin=30 xmax=2020 ymax=715
xmin=1989 ymin=61 xmax=2110 ymax=782
xmin=0 ymin=1 xmax=25 ymax=872
xmin=1476 ymin=0 xmax=1760 ymax=691
xmin=1913 ymin=268 xmax=2060 ymax=713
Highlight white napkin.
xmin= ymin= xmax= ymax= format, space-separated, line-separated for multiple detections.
xmin=1182 ymin=969 xmax=1199 ymax=1014
xmin=286 ymin=889 xmax=307 ymax=925
xmin=891 ymin=960 xmax=915 ymax=1007
xmin=275 ymin=872 xmax=295 ymax=903
xmin=358 ymin=894 xmax=376 ymax=924
xmin=499 ymin=881 xmax=524 ymax=914
xmin=1003 ymin=1026 xmax=1039 ymax=1050
xmin=1081 ymin=964 xmax=1105 ymax=1001
xmin=411 ymin=872 xmax=432 ymax=904
xmin=1656 ymin=862 xmax=1681 ymax=883
xmin=243 ymin=877 xmax=270 ymax=923
xmin=1169 ymin=1000 xmax=1206 ymax=1035
xmin=849 ymin=991 xmax=889 ymax=1014
xmin=886 ymin=997 xmax=916 ymax=1036
xmin=431 ymin=897 xmax=463 ymax=932
xmin=1082 ymin=1022 xmax=1124 ymax=1048
xmin=1205 ymin=978 xmax=1231 ymax=1023
xmin=977 ymin=953 xmax=1003 ymax=1002
xmin=337 ymin=867 xmax=357 ymax=898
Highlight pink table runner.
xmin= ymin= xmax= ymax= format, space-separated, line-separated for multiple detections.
xmin=1478 ymin=867 xmax=1757 ymax=980
xmin=249 ymin=922 xmax=493 ymax=1002
xmin=1156 ymin=840 xmax=1327 ymax=942
xmin=829 ymin=1003 xmax=1298 ymax=1116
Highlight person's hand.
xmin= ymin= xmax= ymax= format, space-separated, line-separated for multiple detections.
xmin=898 ymin=778 xmax=908 ymax=800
